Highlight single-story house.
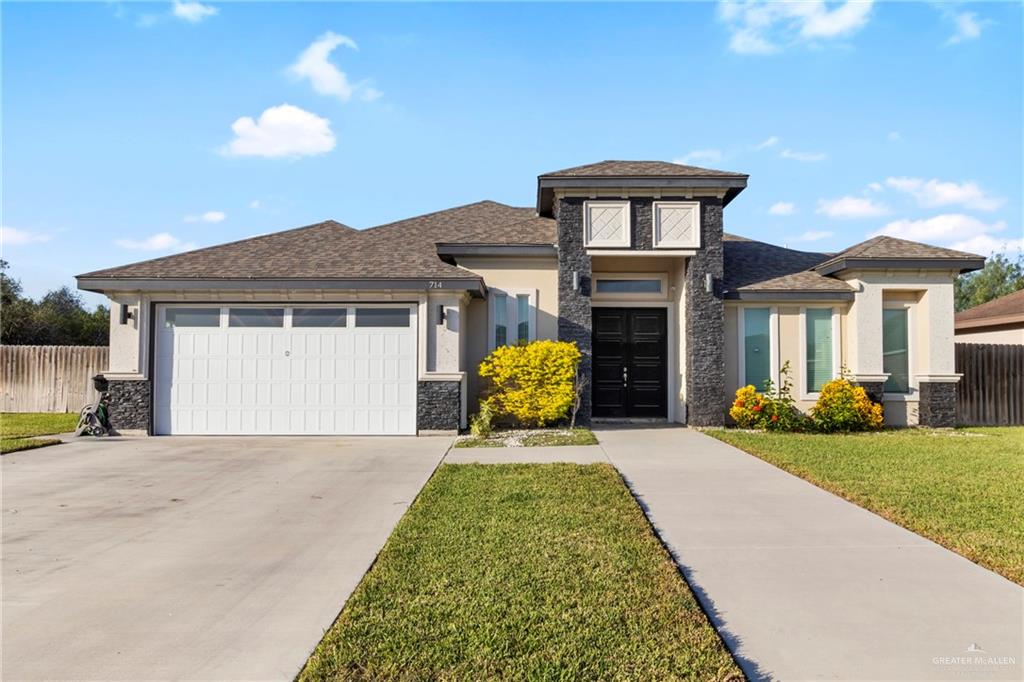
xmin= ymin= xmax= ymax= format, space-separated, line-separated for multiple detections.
xmin=954 ymin=289 xmax=1024 ymax=345
xmin=77 ymin=160 xmax=985 ymax=435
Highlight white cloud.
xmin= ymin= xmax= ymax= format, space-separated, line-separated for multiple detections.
xmin=718 ymin=0 xmax=873 ymax=55
xmin=221 ymin=104 xmax=336 ymax=159
xmin=870 ymin=213 xmax=1008 ymax=246
xmin=171 ymin=0 xmax=217 ymax=23
xmin=675 ymin=149 xmax=723 ymax=166
xmin=753 ymin=135 xmax=779 ymax=150
xmin=780 ymin=148 xmax=827 ymax=162
xmin=867 ymin=181 xmax=883 ymax=192
xmin=184 ymin=210 xmax=226 ymax=223
xmin=817 ymin=196 xmax=890 ymax=219
xmin=887 ymin=131 xmax=900 ymax=141
xmin=884 ymin=177 xmax=1004 ymax=211
xmin=947 ymin=11 xmax=984 ymax=45
xmin=947 ymin=234 xmax=1024 ymax=255
xmin=288 ymin=31 xmax=362 ymax=101
xmin=360 ymin=86 xmax=384 ymax=102
xmin=249 ymin=200 xmax=262 ymax=209
xmin=1 ymin=226 xmax=53 ymax=246
xmin=115 ymin=232 xmax=197 ymax=252
xmin=768 ymin=201 xmax=796 ymax=215
xmin=790 ymin=229 xmax=834 ymax=242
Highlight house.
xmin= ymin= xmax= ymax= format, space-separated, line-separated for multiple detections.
xmin=77 ymin=160 xmax=985 ymax=436
xmin=954 ymin=289 xmax=1024 ymax=345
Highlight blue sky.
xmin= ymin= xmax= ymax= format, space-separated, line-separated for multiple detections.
xmin=4 ymin=1 xmax=1022 ymax=307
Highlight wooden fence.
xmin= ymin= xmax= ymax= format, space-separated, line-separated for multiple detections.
xmin=956 ymin=343 xmax=1024 ymax=426
xmin=1 ymin=345 xmax=109 ymax=413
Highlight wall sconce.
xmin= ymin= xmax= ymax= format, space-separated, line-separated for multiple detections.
xmin=704 ymin=273 xmax=714 ymax=294
xmin=436 ymin=304 xmax=446 ymax=325
xmin=119 ymin=305 xmax=135 ymax=325
xmin=572 ymin=271 xmax=580 ymax=292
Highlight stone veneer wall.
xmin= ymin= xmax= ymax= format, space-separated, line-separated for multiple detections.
xmin=417 ymin=380 xmax=461 ymax=431
xmin=855 ymin=381 xmax=885 ymax=405
xmin=684 ymin=198 xmax=726 ymax=426
xmin=106 ymin=378 xmax=152 ymax=433
xmin=555 ymin=197 xmax=593 ymax=426
xmin=918 ymin=382 xmax=957 ymax=427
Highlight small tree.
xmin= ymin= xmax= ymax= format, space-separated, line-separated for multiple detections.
xmin=955 ymin=251 xmax=1024 ymax=311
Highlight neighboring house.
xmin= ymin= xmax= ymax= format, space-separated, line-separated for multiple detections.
xmin=954 ymin=289 xmax=1024 ymax=345
xmin=77 ymin=160 xmax=984 ymax=436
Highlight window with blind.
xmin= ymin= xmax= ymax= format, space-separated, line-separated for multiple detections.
xmin=883 ymin=308 xmax=910 ymax=393
xmin=805 ymin=308 xmax=834 ymax=393
xmin=743 ymin=308 xmax=771 ymax=390
xmin=490 ymin=289 xmax=535 ymax=349
xmin=493 ymin=293 xmax=508 ymax=347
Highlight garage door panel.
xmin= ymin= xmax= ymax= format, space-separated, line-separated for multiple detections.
xmin=154 ymin=305 xmax=418 ymax=435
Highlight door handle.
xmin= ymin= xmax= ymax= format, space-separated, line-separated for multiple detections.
xmin=622 ymin=366 xmax=628 ymax=387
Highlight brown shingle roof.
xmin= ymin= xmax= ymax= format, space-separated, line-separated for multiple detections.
xmin=723 ymin=234 xmax=854 ymax=295
xmin=541 ymin=159 xmax=747 ymax=178
xmin=955 ymin=289 xmax=1024 ymax=327
xmin=78 ymin=202 xmax=554 ymax=281
xmin=814 ymin=235 xmax=983 ymax=274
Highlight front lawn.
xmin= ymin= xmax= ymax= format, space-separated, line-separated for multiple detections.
xmin=1 ymin=412 xmax=77 ymax=454
xmin=300 ymin=464 xmax=741 ymax=681
xmin=454 ymin=427 xmax=598 ymax=448
xmin=708 ymin=427 xmax=1024 ymax=585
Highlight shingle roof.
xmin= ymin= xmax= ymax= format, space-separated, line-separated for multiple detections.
xmin=723 ymin=234 xmax=854 ymax=295
xmin=541 ymin=160 xmax=747 ymax=178
xmin=814 ymin=235 xmax=983 ymax=273
xmin=78 ymin=202 xmax=554 ymax=281
xmin=955 ymin=289 xmax=1024 ymax=326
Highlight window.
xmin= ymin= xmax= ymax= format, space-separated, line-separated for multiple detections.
xmin=516 ymin=294 xmax=530 ymax=343
xmin=595 ymin=278 xmax=662 ymax=294
xmin=490 ymin=289 xmax=535 ymax=348
xmin=805 ymin=308 xmax=834 ymax=393
xmin=228 ymin=308 xmax=284 ymax=328
xmin=583 ymin=200 xmax=630 ymax=248
xmin=355 ymin=307 xmax=410 ymax=328
xmin=292 ymin=308 xmax=346 ymax=328
xmin=165 ymin=308 xmax=220 ymax=328
xmin=652 ymin=201 xmax=701 ymax=248
xmin=883 ymin=308 xmax=910 ymax=393
xmin=743 ymin=308 xmax=771 ymax=390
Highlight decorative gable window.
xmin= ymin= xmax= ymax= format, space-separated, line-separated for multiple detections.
xmin=488 ymin=288 xmax=537 ymax=350
xmin=652 ymin=201 xmax=701 ymax=249
xmin=584 ymin=200 xmax=630 ymax=248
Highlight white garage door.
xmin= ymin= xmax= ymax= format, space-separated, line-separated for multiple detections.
xmin=153 ymin=304 xmax=417 ymax=435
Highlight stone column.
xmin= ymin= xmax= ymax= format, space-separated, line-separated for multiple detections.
xmin=684 ymin=199 xmax=726 ymax=426
xmin=105 ymin=378 xmax=152 ymax=434
xmin=555 ymin=197 xmax=593 ymax=426
xmin=918 ymin=381 xmax=957 ymax=427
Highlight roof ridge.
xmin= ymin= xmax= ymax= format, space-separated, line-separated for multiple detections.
xmin=362 ymin=199 xmax=521 ymax=233
xmin=77 ymin=219 xmax=354 ymax=279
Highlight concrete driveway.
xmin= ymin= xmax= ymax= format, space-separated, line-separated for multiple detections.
xmin=2 ymin=435 xmax=449 ymax=681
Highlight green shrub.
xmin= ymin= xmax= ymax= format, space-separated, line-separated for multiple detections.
xmin=469 ymin=402 xmax=494 ymax=438
xmin=809 ymin=376 xmax=884 ymax=432
xmin=479 ymin=340 xmax=581 ymax=427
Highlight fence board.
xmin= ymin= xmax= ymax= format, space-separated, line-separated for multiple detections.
xmin=0 ymin=345 xmax=109 ymax=413
xmin=956 ymin=343 xmax=1024 ymax=426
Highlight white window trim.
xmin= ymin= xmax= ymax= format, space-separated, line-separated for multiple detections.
xmin=652 ymin=201 xmax=701 ymax=249
xmin=487 ymin=288 xmax=537 ymax=351
xmin=798 ymin=306 xmax=841 ymax=400
xmin=882 ymin=302 xmax=917 ymax=401
xmin=737 ymin=305 xmax=779 ymax=391
xmin=591 ymin=272 xmax=669 ymax=301
xmin=583 ymin=200 xmax=631 ymax=248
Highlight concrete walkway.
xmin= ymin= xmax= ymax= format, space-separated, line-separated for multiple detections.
xmin=600 ymin=427 xmax=1024 ymax=681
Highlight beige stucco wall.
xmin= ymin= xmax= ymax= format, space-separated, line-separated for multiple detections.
xmin=457 ymin=256 xmax=560 ymax=413
xmin=955 ymin=326 xmax=1024 ymax=345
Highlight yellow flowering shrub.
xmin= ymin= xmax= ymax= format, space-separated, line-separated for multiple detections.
xmin=729 ymin=385 xmax=765 ymax=428
xmin=809 ymin=378 xmax=884 ymax=432
xmin=478 ymin=340 xmax=581 ymax=427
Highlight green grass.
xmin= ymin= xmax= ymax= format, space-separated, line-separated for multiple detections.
xmin=454 ymin=427 xmax=598 ymax=449
xmin=0 ymin=412 xmax=77 ymax=454
xmin=708 ymin=427 xmax=1024 ymax=585
xmin=300 ymin=464 xmax=741 ymax=681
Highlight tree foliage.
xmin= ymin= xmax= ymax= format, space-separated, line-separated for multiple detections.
xmin=955 ymin=251 xmax=1024 ymax=312
xmin=0 ymin=260 xmax=109 ymax=346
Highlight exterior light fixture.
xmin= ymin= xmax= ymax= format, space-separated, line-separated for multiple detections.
xmin=705 ymin=273 xmax=714 ymax=294
xmin=572 ymin=271 xmax=580 ymax=292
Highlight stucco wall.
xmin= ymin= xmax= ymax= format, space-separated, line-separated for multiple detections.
xmin=955 ymin=326 xmax=1024 ymax=345
xmin=456 ymin=256 xmax=560 ymax=413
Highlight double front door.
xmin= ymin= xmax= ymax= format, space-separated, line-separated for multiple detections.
xmin=592 ymin=308 xmax=668 ymax=418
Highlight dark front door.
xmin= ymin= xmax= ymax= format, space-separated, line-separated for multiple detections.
xmin=592 ymin=308 xmax=668 ymax=418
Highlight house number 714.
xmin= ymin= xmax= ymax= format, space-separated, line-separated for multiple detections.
xmin=428 ymin=281 xmax=444 ymax=289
